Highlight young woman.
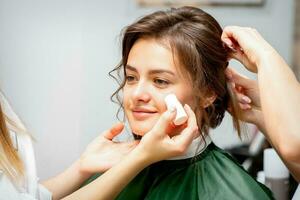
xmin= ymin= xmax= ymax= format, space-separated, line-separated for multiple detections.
xmin=92 ymin=6 xmax=274 ymax=199
xmin=0 ymin=80 xmax=196 ymax=199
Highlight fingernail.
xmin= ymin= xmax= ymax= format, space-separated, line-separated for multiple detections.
xmin=223 ymin=40 xmax=237 ymax=52
xmin=242 ymin=96 xmax=251 ymax=103
xmin=223 ymin=39 xmax=233 ymax=47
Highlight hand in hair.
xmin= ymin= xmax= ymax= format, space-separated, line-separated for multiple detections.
xmin=221 ymin=26 xmax=276 ymax=73
xmin=225 ymin=68 xmax=266 ymax=134
xmin=222 ymin=26 xmax=300 ymax=181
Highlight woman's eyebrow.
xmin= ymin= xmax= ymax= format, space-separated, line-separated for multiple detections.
xmin=125 ymin=65 xmax=137 ymax=72
xmin=149 ymin=69 xmax=175 ymax=76
xmin=126 ymin=64 xmax=176 ymax=76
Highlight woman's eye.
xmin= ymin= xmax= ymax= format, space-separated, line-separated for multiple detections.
xmin=154 ymin=78 xmax=169 ymax=87
xmin=126 ymin=75 xmax=136 ymax=82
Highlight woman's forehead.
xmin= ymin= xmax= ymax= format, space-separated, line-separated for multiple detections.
xmin=126 ymin=37 xmax=189 ymax=79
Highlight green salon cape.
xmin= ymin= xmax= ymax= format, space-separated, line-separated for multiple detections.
xmin=88 ymin=143 xmax=274 ymax=200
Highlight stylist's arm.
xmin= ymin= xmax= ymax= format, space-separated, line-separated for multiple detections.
xmin=42 ymin=122 xmax=138 ymax=200
xmin=63 ymin=104 xmax=197 ymax=200
xmin=222 ymin=26 xmax=300 ymax=181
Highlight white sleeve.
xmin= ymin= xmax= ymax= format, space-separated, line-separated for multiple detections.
xmin=0 ymin=173 xmax=52 ymax=200
xmin=36 ymin=184 xmax=52 ymax=200
xmin=19 ymin=184 xmax=52 ymax=200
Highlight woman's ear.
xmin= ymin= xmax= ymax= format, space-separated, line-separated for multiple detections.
xmin=201 ymin=92 xmax=217 ymax=108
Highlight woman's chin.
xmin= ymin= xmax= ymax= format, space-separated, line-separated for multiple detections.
xmin=131 ymin=126 xmax=153 ymax=136
xmin=127 ymin=117 xmax=157 ymax=137
xmin=132 ymin=129 xmax=146 ymax=136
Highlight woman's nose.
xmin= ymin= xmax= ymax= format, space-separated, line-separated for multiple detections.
xmin=132 ymin=81 xmax=151 ymax=103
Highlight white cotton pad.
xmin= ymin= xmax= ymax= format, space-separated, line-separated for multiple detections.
xmin=164 ymin=94 xmax=188 ymax=126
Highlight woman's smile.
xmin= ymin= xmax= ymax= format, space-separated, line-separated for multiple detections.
xmin=131 ymin=107 xmax=158 ymax=120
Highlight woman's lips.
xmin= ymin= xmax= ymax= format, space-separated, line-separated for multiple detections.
xmin=132 ymin=110 xmax=157 ymax=120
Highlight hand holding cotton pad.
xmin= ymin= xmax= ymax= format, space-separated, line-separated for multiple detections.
xmin=164 ymin=94 xmax=188 ymax=126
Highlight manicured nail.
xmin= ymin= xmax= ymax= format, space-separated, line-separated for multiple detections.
xmin=223 ymin=38 xmax=233 ymax=47
xmin=242 ymin=96 xmax=251 ymax=103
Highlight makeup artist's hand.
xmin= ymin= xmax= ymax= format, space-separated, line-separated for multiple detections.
xmin=226 ymin=68 xmax=266 ymax=134
xmin=79 ymin=104 xmax=198 ymax=174
xmin=135 ymin=104 xmax=198 ymax=164
xmin=79 ymin=123 xmax=138 ymax=175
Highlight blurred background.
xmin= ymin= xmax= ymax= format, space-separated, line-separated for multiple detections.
xmin=0 ymin=0 xmax=297 ymax=184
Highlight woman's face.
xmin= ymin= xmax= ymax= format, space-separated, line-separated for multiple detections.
xmin=123 ymin=38 xmax=195 ymax=136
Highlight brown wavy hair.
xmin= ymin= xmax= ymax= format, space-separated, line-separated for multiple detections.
xmin=110 ymin=6 xmax=242 ymax=139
